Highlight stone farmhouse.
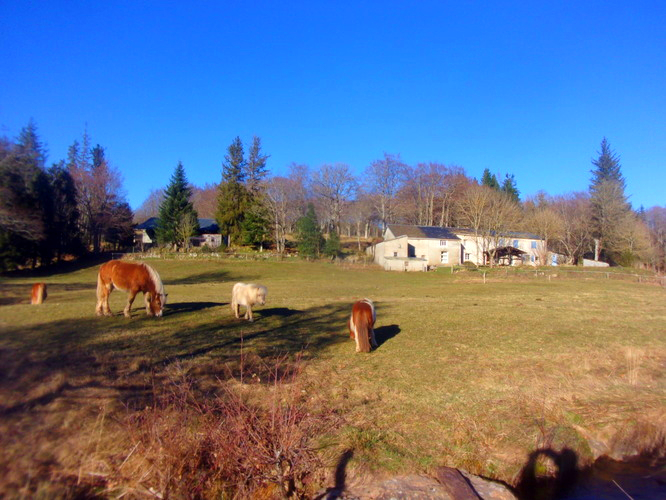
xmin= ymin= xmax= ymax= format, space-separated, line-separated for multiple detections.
xmin=134 ymin=217 xmax=222 ymax=250
xmin=367 ymin=224 xmax=552 ymax=271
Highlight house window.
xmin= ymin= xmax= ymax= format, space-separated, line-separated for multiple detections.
xmin=530 ymin=255 xmax=535 ymax=263
xmin=499 ymin=238 xmax=505 ymax=246
xmin=513 ymin=239 xmax=519 ymax=248
xmin=440 ymin=240 xmax=447 ymax=247
xmin=440 ymin=251 xmax=449 ymax=264
xmin=393 ymin=252 xmax=398 ymax=257
xmin=531 ymin=241 xmax=537 ymax=249
xmin=464 ymin=253 xmax=471 ymax=261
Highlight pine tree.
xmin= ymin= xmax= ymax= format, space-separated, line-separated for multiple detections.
xmin=481 ymin=168 xmax=500 ymax=190
xmin=296 ymin=203 xmax=324 ymax=258
xmin=590 ymin=137 xmax=625 ymax=192
xmin=47 ymin=162 xmax=82 ymax=260
xmin=323 ymin=230 xmax=341 ymax=258
xmin=240 ymin=204 xmax=270 ymax=250
xmin=589 ymin=138 xmax=631 ymax=261
xmin=500 ymin=174 xmax=520 ymax=203
xmin=16 ymin=118 xmax=48 ymax=169
xmin=246 ymin=136 xmax=269 ymax=198
xmin=156 ymin=162 xmax=199 ymax=248
xmin=216 ymin=137 xmax=248 ymax=245
xmin=0 ymin=121 xmax=51 ymax=268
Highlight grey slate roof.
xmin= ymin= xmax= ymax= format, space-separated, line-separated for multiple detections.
xmin=136 ymin=217 xmax=220 ymax=234
xmin=446 ymin=227 xmax=543 ymax=240
xmin=387 ymin=224 xmax=460 ymax=240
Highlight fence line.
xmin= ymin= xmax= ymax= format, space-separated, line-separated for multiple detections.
xmin=471 ymin=266 xmax=665 ymax=287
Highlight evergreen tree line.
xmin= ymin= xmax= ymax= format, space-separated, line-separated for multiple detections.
xmin=0 ymin=121 xmax=133 ymax=270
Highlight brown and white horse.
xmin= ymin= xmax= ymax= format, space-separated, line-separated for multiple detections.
xmin=96 ymin=260 xmax=167 ymax=318
xmin=348 ymin=298 xmax=377 ymax=353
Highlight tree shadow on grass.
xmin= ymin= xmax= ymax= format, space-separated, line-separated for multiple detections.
xmin=374 ymin=324 xmax=401 ymax=347
xmin=0 ymin=253 xmax=110 ymax=279
xmin=159 ymin=302 xmax=350 ymax=367
xmin=0 ymin=300 xmax=351 ymax=417
xmin=260 ymin=307 xmax=301 ymax=318
xmin=163 ymin=269 xmax=261 ymax=285
xmin=165 ymin=301 xmax=224 ymax=315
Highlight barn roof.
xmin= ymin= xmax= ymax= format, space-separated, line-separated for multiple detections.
xmin=387 ymin=225 xmax=460 ymax=240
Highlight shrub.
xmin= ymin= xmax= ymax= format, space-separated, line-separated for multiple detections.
xmin=111 ymin=357 xmax=333 ymax=499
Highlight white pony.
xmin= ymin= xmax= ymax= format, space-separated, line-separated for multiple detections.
xmin=231 ymin=282 xmax=267 ymax=322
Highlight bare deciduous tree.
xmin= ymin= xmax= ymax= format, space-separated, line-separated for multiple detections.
xmin=311 ymin=163 xmax=357 ymax=233
xmin=191 ymin=183 xmax=218 ymax=219
xmin=482 ymin=190 xmax=522 ymax=266
xmin=364 ymin=153 xmax=405 ymax=231
xmin=645 ymin=206 xmax=666 ymax=271
xmin=550 ymin=192 xmax=593 ymax=265
xmin=134 ymin=188 xmax=165 ymax=223
xmin=457 ymin=183 xmax=494 ymax=263
xmin=524 ymin=202 xmax=564 ymax=264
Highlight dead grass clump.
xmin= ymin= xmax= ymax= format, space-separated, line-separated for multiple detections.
xmin=110 ymin=357 xmax=333 ymax=499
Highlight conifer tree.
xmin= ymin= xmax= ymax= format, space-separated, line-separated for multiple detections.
xmin=216 ymin=137 xmax=248 ymax=245
xmin=156 ymin=162 xmax=199 ymax=248
xmin=481 ymin=168 xmax=500 ymax=190
xmin=500 ymin=174 xmax=520 ymax=203
xmin=245 ymin=136 xmax=269 ymax=198
xmin=323 ymin=230 xmax=341 ymax=258
xmin=589 ymin=138 xmax=631 ymax=261
xmin=590 ymin=137 xmax=625 ymax=191
xmin=240 ymin=205 xmax=271 ymax=250
xmin=16 ymin=118 xmax=47 ymax=169
xmin=296 ymin=203 xmax=324 ymax=258
xmin=47 ymin=162 xmax=81 ymax=260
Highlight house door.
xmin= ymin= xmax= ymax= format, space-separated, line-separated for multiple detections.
xmin=408 ymin=244 xmax=416 ymax=258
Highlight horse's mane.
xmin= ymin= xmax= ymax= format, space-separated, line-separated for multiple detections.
xmin=143 ymin=263 xmax=164 ymax=295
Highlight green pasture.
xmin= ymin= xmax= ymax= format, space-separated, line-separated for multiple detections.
xmin=1 ymin=257 xmax=665 ymax=488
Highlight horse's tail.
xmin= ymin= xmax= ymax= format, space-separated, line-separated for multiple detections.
xmin=351 ymin=301 xmax=372 ymax=353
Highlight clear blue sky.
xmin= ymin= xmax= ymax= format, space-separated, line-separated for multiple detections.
xmin=1 ymin=1 xmax=664 ymax=210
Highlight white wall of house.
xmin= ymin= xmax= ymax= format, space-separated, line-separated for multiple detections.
xmin=369 ymin=226 xmax=550 ymax=271
xmin=455 ymin=232 xmax=545 ymax=266
xmin=383 ymin=257 xmax=428 ymax=272
xmin=367 ymin=235 xmax=409 ymax=267
xmin=408 ymin=238 xmax=460 ymax=267
xmin=367 ymin=235 xmax=459 ymax=269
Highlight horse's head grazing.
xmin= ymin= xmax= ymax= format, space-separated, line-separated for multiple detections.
xmin=149 ymin=292 xmax=167 ymax=317
xmin=144 ymin=263 xmax=167 ymax=317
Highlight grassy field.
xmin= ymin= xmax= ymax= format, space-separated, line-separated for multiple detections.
xmin=1 ymin=257 xmax=665 ymax=497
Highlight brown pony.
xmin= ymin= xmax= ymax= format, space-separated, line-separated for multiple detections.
xmin=348 ymin=298 xmax=377 ymax=353
xmin=96 ymin=260 xmax=167 ymax=318
xmin=31 ymin=283 xmax=47 ymax=304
